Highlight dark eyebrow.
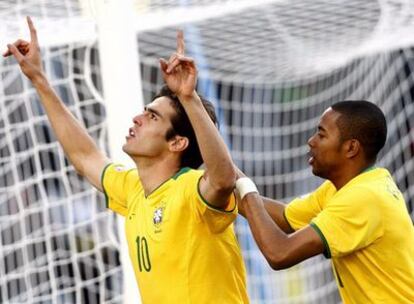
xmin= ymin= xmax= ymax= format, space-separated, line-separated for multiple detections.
xmin=145 ymin=106 xmax=163 ymax=119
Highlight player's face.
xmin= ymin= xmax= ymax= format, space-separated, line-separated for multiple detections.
xmin=123 ymin=96 xmax=176 ymax=159
xmin=307 ymin=108 xmax=345 ymax=180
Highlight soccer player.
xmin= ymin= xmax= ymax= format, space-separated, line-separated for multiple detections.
xmin=5 ymin=17 xmax=249 ymax=303
xmin=236 ymin=101 xmax=414 ymax=303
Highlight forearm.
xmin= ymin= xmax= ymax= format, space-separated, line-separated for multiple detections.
xmin=242 ymin=193 xmax=291 ymax=267
xmin=241 ymin=191 xmax=325 ymax=269
xmin=238 ymin=193 xmax=294 ymax=233
xmin=32 ymin=74 xmax=105 ymax=175
xmin=261 ymin=197 xmax=294 ymax=233
xmin=179 ymin=92 xmax=235 ymax=189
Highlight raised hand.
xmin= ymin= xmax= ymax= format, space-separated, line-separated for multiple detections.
xmin=159 ymin=31 xmax=197 ymax=99
xmin=3 ymin=16 xmax=44 ymax=81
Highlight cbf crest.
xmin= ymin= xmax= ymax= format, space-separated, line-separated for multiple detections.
xmin=153 ymin=204 xmax=166 ymax=232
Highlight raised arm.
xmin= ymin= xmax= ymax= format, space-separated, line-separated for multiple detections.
xmin=159 ymin=31 xmax=236 ymax=208
xmin=4 ymin=17 xmax=110 ymax=191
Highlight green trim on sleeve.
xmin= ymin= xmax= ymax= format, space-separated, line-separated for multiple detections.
xmin=196 ymin=176 xmax=236 ymax=213
xmin=310 ymin=222 xmax=331 ymax=259
xmin=282 ymin=208 xmax=295 ymax=232
xmin=100 ymin=163 xmax=113 ymax=209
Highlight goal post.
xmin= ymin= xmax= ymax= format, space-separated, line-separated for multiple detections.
xmin=92 ymin=0 xmax=143 ymax=302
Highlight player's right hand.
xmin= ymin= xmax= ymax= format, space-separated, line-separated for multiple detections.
xmin=3 ymin=16 xmax=44 ymax=81
xmin=159 ymin=30 xmax=197 ymax=101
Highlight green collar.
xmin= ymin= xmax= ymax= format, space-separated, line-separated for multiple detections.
xmin=172 ymin=167 xmax=191 ymax=180
xmin=361 ymin=165 xmax=376 ymax=173
xmin=145 ymin=167 xmax=191 ymax=198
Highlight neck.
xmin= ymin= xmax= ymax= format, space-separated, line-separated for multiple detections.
xmin=330 ymin=162 xmax=375 ymax=190
xmin=132 ymin=156 xmax=181 ymax=196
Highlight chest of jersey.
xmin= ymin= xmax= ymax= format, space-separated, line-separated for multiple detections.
xmin=124 ymin=183 xmax=196 ymax=280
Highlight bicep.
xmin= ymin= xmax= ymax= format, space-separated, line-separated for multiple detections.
xmin=79 ymin=151 xmax=111 ymax=192
xmin=198 ymin=173 xmax=233 ymax=209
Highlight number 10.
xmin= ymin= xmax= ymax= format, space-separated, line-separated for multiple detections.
xmin=136 ymin=236 xmax=151 ymax=272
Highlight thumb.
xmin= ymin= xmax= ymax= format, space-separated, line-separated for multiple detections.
xmin=7 ymin=44 xmax=24 ymax=63
xmin=2 ymin=48 xmax=11 ymax=57
xmin=159 ymin=58 xmax=169 ymax=74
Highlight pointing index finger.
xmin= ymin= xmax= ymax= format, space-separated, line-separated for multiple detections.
xmin=176 ymin=30 xmax=185 ymax=55
xmin=27 ymin=16 xmax=38 ymax=44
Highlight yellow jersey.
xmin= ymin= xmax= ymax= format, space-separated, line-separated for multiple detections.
xmin=102 ymin=164 xmax=249 ymax=303
xmin=285 ymin=168 xmax=414 ymax=304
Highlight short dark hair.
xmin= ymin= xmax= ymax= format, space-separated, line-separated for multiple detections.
xmin=331 ymin=100 xmax=387 ymax=162
xmin=153 ymin=85 xmax=218 ymax=169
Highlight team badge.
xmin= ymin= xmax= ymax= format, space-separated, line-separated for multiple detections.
xmin=153 ymin=206 xmax=164 ymax=226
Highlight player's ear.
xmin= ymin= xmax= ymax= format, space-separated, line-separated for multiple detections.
xmin=344 ymin=139 xmax=360 ymax=158
xmin=169 ymin=135 xmax=189 ymax=152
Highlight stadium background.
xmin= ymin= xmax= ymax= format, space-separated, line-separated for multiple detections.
xmin=1 ymin=0 xmax=413 ymax=303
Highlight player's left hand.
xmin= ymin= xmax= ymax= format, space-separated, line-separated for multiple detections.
xmin=159 ymin=31 xmax=197 ymax=100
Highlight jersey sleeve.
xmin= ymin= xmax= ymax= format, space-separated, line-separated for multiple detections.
xmin=180 ymin=170 xmax=237 ymax=234
xmin=310 ymin=187 xmax=384 ymax=258
xmin=284 ymin=181 xmax=331 ymax=230
xmin=101 ymin=163 xmax=141 ymax=217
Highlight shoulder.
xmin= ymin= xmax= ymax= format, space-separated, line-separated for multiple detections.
xmin=308 ymin=180 xmax=336 ymax=201
xmin=317 ymin=180 xmax=336 ymax=194
xmin=339 ymin=168 xmax=391 ymax=198
xmin=328 ymin=181 xmax=384 ymax=219
xmin=170 ymin=168 xmax=206 ymax=200
xmin=109 ymin=163 xmax=138 ymax=177
xmin=103 ymin=163 xmax=140 ymax=188
xmin=352 ymin=167 xmax=390 ymax=185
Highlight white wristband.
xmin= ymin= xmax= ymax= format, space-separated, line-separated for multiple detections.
xmin=235 ymin=177 xmax=258 ymax=200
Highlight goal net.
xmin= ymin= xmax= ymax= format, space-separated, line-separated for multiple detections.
xmin=0 ymin=2 xmax=122 ymax=303
xmin=1 ymin=0 xmax=414 ymax=303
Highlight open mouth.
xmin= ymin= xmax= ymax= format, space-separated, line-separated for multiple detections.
xmin=126 ymin=128 xmax=136 ymax=140
xmin=129 ymin=128 xmax=135 ymax=137
xmin=308 ymin=151 xmax=315 ymax=164
xmin=308 ymin=156 xmax=315 ymax=165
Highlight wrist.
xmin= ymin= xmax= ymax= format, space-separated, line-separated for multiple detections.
xmin=177 ymin=90 xmax=199 ymax=103
xmin=32 ymin=73 xmax=52 ymax=92
xmin=31 ymin=72 xmax=48 ymax=88
xmin=235 ymin=177 xmax=258 ymax=200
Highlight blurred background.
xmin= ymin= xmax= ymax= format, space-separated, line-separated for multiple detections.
xmin=1 ymin=0 xmax=413 ymax=303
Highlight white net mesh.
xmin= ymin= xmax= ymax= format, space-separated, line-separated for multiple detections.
xmin=1 ymin=0 xmax=414 ymax=303
xmin=0 ymin=9 xmax=123 ymax=302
